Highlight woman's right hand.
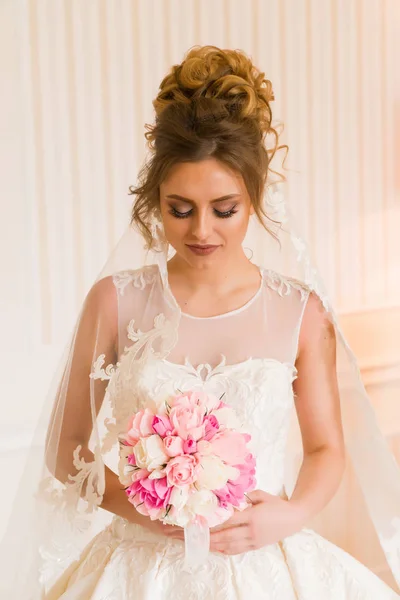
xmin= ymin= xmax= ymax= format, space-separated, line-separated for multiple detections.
xmin=100 ymin=468 xmax=184 ymax=541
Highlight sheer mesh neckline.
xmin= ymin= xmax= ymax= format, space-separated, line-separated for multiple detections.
xmin=161 ymin=264 xmax=264 ymax=320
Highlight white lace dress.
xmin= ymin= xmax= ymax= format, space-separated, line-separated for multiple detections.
xmin=45 ymin=265 xmax=399 ymax=599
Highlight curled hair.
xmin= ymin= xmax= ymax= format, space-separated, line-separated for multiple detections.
xmin=129 ymin=45 xmax=288 ymax=248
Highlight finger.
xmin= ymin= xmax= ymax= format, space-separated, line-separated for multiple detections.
xmin=212 ymin=510 xmax=250 ymax=532
xmin=210 ymin=525 xmax=251 ymax=546
xmin=211 ymin=540 xmax=256 ymax=555
xmin=246 ymin=490 xmax=269 ymax=504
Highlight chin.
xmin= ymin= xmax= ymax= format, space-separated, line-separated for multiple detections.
xmin=182 ymin=247 xmax=223 ymax=269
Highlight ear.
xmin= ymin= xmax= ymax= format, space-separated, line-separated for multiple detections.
xmin=249 ymin=203 xmax=255 ymax=216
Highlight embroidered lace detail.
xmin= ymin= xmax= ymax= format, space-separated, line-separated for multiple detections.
xmin=263 ymin=268 xmax=311 ymax=301
xmin=90 ymin=354 xmax=117 ymax=381
xmin=113 ymin=265 xmax=158 ymax=295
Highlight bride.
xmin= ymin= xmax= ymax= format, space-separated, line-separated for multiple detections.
xmin=3 ymin=45 xmax=400 ymax=599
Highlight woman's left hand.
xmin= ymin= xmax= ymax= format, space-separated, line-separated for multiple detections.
xmin=209 ymin=490 xmax=303 ymax=556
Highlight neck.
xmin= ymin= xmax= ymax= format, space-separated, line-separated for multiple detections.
xmin=166 ymin=249 xmax=258 ymax=292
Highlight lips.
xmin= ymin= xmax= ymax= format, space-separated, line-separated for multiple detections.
xmin=187 ymin=245 xmax=218 ymax=249
xmin=186 ymin=244 xmax=219 ymax=256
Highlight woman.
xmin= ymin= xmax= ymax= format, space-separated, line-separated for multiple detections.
xmin=4 ymin=45 xmax=400 ymax=599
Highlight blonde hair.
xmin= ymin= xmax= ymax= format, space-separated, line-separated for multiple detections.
xmin=129 ymin=45 xmax=288 ymax=248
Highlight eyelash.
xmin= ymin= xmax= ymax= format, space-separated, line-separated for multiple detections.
xmin=169 ymin=206 xmax=238 ymax=219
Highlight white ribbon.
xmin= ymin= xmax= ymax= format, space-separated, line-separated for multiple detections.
xmin=183 ymin=518 xmax=210 ymax=572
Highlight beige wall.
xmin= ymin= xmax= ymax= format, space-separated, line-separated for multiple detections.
xmin=1 ymin=0 xmax=399 ymax=563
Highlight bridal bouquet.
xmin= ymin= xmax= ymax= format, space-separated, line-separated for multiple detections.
xmin=118 ymin=390 xmax=256 ymax=565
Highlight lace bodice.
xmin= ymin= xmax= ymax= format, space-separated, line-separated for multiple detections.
xmin=97 ymin=264 xmax=311 ymax=492
xmin=132 ymin=355 xmax=297 ymax=495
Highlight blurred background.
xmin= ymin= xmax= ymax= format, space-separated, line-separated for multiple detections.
xmin=0 ymin=0 xmax=399 ymax=583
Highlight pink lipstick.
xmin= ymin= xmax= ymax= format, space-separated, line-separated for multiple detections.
xmin=186 ymin=244 xmax=219 ymax=256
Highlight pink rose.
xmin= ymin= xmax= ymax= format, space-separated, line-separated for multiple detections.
xmin=203 ymin=414 xmax=220 ymax=441
xmin=209 ymin=430 xmax=251 ymax=465
xmin=126 ymin=476 xmax=172 ymax=520
xmin=152 ymin=414 xmax=172 ymax=437
xmin=182 ymin=436 xmax=197 ymax=454
xmin=163 ymin=435 xmax=185 ymax=457
xmin=169 ymin=404 xmax=205 ymax=441
xmin=165 ymin=454 xmax=198 ymax=487
xmin=125 ymin=409 xmax=155 ymax=446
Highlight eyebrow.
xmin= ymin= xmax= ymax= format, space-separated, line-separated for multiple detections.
xmin=165 ymin=193 xmax=241 ymax=204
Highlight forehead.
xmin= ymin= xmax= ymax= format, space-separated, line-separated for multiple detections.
xmin=160 ymin=159 xmax=246 ymax=199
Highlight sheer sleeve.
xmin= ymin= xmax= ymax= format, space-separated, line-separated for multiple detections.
xmin=44 ymin=276 xmax=118 ymax=501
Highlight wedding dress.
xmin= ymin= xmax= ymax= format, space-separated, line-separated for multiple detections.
xmin=44 ymin=263 xmax=399 ymax=600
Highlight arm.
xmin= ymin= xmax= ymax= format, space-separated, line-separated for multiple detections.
xmin=45 ymin=276 xmax=118 ymax=483
xmin=44 ymin=277 xmax=180 ymax=535
xmin=210 ymin=291 xmax=346 ymax=555
xmin=288 ymin=291 xmax=346 ymax=525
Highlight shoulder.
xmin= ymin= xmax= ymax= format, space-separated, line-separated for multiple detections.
xmin=261 ymin=268 xmax=312 ymax=302
xmin=298 ymin=290 xmax=336 ymax=358
xmin=111 ymin=264 xmax=160 ymax=296
xmin=82 ymin=264 xmax=159 ymax=315
xmin=82 ymin=275 xmax=118 ymax=323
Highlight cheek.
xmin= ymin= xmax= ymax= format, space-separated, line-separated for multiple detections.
xmin=162 ymin=215 xmax=190 ymax=244
xmin=218 ymin=212 xmax=250 ymax=241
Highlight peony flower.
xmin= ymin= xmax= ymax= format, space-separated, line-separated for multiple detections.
xmin=152 ymin=414 xmax=172 ymax=437
xmin=165 ymin=454 xmax=198 ymax=487
xmin=163 ymin=435 xmax=185 ymax=457
xmin=215 ymin=454 xmax=256 ymax=508
xmin=196 ymin=440 xmax=212 ymax=455
xmin=196 ymin=454 xmax=239 ymax=490
xmin=126 ymin=476 xmax=172 ymax=520
xmin=209 ymin=430 xmax=251 ymax=465
xmin=185 ymin=490 xmax=234 ymax=528
xmin=125 ymin=409 xmax=156 ymax=446
xmin=169 ymin=404 xmax=205 ymax=441
xmin=186 ymin=489 xmax=219 ymax=517
xmin=133 ymin=434 xmax=169 ymax=470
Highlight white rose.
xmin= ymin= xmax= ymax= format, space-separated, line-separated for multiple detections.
xmin=186 ymin=489 xmax=219 ymax=517
xmin=169 ymin=485 xmax=190 ymax=512
xmin=196 ymin=455 xmax=239 ymax=490
xmin=133 ymin=434 xmax=169 ymax=470
xmin=211 ymin=407 xmax=240 ymax=429
xmin=164 ymin=505 xmax=192 ymax=528
xmin=162 ymin=488 xmax=192 ymax=527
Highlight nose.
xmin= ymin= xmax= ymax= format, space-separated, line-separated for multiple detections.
xmin=191 ymin=209 xmax=212 ymax=242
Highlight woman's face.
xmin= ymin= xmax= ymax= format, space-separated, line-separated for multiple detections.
xmin=159 ymin=158 xmax=254 ymax=268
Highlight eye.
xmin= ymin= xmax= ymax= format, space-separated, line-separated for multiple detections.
xmin=168 ymin=205 xmax=239 ymax=219
xmin=169 ymin=207 xmax=193 ymax=219
xmin=214 ymin=206 xmax=238 ymax=218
